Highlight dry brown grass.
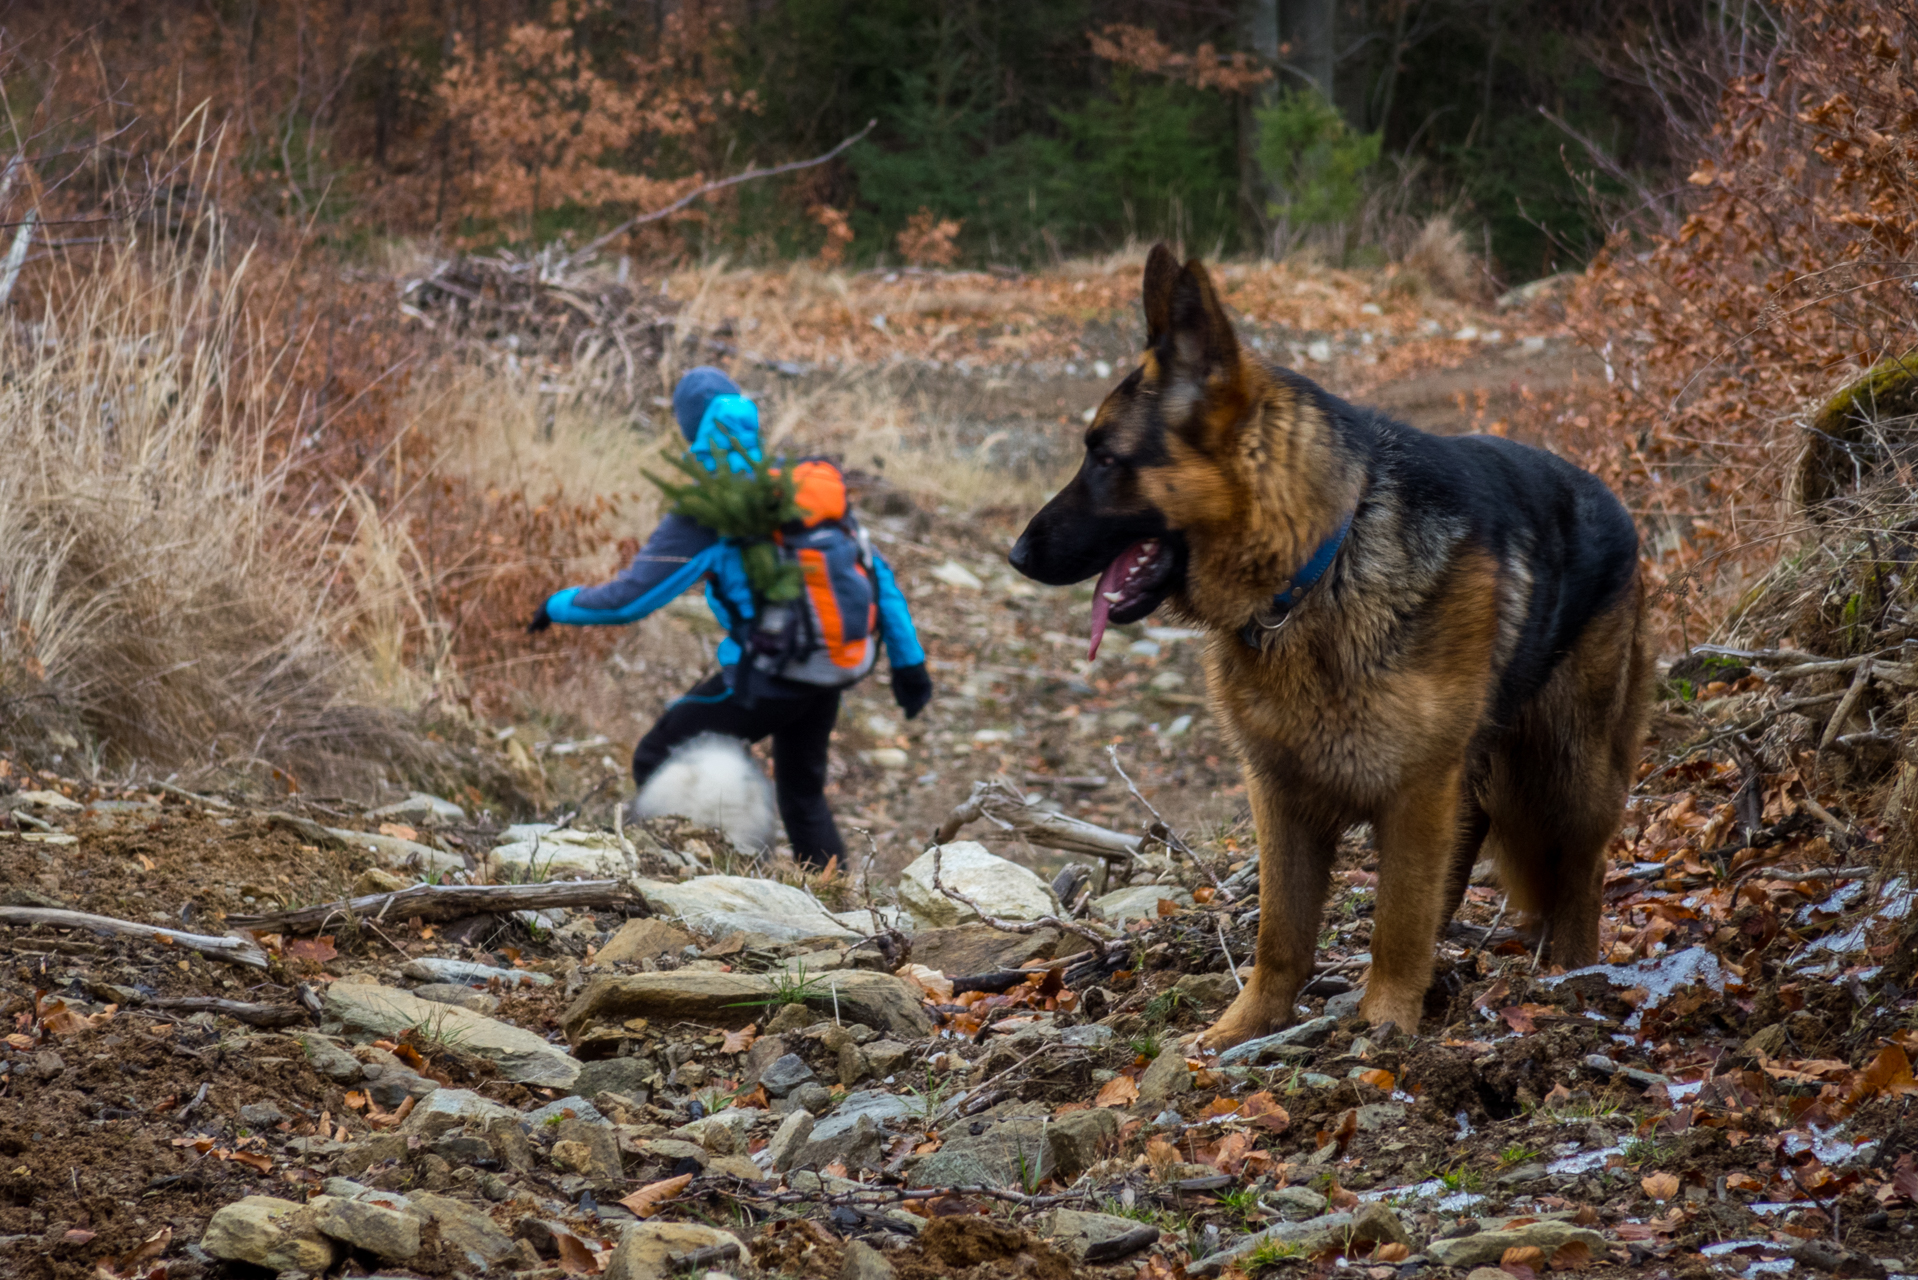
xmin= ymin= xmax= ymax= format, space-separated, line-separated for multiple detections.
xmin=1399 ymin=215 xmax=1482 ymax=302
xmin=0 ymin=218 xmax=420 ymax=789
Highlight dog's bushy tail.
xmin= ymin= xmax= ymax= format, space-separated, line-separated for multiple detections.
xmin=632 ymin=733 xmax=777 ymax=855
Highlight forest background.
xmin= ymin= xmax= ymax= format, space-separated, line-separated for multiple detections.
xmin=0 ymin=0 xmax=1914 ymax=825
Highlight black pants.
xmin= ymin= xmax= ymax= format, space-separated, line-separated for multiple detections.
xmin=631 ymin=673 xmax=845 ymax=868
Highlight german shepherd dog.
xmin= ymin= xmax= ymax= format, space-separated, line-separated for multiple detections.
xmin=1009 ymin=247 xmax=1650 ymax=1046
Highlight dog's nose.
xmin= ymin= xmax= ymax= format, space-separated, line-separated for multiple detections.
xmin=1007 ymin=533 xmax=1032 ymax=574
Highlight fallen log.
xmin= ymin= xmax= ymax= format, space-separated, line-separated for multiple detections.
xmin=0 ymin=908 xmax=270 ymax=969
xmin=228 ymin=880 xmax=633 ymax=933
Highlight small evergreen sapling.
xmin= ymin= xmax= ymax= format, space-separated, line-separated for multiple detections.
xmin=644 ymin=434 xmax=805 ymax=605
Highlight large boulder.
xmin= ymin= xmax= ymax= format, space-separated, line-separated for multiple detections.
xmin=562 ymin=971 xmax=932 ymax=1042
xmin=897 ymin=843 xmax=1059 ymax=928
xmin=324 ymin=983 xmax=581 ymax=1089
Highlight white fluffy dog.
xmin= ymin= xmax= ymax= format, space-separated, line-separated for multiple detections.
xmin=631 ymin=733 xmax=776 ymax=855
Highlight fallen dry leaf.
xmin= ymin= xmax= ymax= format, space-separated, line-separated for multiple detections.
xmin=1094 ymin=1074 xmax=1140 ymax=1108
xmin=1239 ymin=1090 xmax=1289 ymax=1131
xmin=1375 ymin=1243 xmax=1409 ymax=1263
xmin=342 ymin=1091 xmax=369 ymax=1111
xmin=720 ymin=1023 xmax=758 ymax=1055
xmin=552 ymin=1226 xmax=598 ymax=1275
xmin=618 ymin=1173 xmax=693 ymax=1218
xmin=1726 ymin=1172 xmax=1764 ymax=1193
xmin=1641 ymin=1171 xmax=1680 ymax=1202
xmin=284 ymin=935 xmax=338 ymax=964
xmin=225 ymin=1150 xmax=273 ymax=1174
xmin=378 ymin=821 xmax=419 ymax=841
xmin=1502 ymin=1246 xmax=1546 ymax=1269
xmin=1356 ymin=1068 xmax=1396 ymax=1091
xmin=136 ymin=853 xmax=155 ymax=871
xmin=1549 ymin=1240 xmax=1594 ymax=1271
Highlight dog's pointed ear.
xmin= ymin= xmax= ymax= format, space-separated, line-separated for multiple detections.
xmin=1165 ymin=257 xmax=1241 ymax=382
xmin=1142 ymin=243 xmax=1179 ymax=345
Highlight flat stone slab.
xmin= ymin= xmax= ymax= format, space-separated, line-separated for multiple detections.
xmin=909 ymin=923 xmax=1093 ymax=977
xmin=897 ymin=843 xmax=1059 ymax=928
xmin=1092 ymin=884 xmax=1194 ymax=924
xmin=325 ymin=983 xmax=581 ymax=1089
xmin=402 ymin=957 xmax=553 ymax=988
xmin=633 ymin=875 xmax=874 ymax=943
xmin=562 ymin=971 xmax=932 ymax=1042
xmin=1425 ymin=1222 xmax=1609 ymax=1268
xmin=1187 ymin=1204 xmax=1415 ymax=1277
xmin=1040 ymin=1209 xmax=1160 ymax=1262
xmin=1215 ymin=1017 xmax=1339 ymax=1065
xmin=325 ymin=828 xmax=465 ymax=877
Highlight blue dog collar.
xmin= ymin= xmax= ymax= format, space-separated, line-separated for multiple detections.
xmin=1240 ymin=512 xmax=1353 ymax=648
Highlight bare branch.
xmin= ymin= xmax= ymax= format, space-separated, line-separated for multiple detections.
xmin=559 ymin=119 xmax=877 ymax=269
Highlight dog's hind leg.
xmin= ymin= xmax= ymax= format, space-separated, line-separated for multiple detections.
xmin=1488 ymin=579 xmax=1651 ymax=969
xmin=1198 ymin=768 xmax=1340 ymax=1050
xmin=1363 ymin=763 xmax=1470 ymax=1031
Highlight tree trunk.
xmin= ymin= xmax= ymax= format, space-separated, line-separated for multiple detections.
xmin=1282 ymin=0 xmax=1336 ymax=102
xmin=1238 ymin=0 xmax=1281 ymax=254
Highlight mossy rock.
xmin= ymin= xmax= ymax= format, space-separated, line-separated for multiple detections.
xmin=1797 ymin=354 xmax=1918 ymax=516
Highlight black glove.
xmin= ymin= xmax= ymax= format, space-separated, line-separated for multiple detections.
xmin=527 ymin=602 xmax=554 ymax=634
xmin=891 ymin=663 xmax=932 ymax=720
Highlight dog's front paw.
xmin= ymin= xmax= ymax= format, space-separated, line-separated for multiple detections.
xmin=1193 ymin=981 xmax=1294 ymax=1052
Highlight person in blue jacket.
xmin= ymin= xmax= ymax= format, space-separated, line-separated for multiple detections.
xmin=528 ymin=367 xmax=932 ymax=868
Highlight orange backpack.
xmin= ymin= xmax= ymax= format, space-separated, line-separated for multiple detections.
xmin=744 ymin=460 xmax=880 ymax=686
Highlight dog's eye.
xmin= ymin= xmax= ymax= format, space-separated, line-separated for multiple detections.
xmin=1094 ymin=452 xmax=1118 ymax=470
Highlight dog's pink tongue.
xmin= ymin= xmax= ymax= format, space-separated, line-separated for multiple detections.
xmin=1087 ymin=550 xmax=1136 ymax=661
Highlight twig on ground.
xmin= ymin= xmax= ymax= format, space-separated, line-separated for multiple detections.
xmin=139 ymin=781 xmax=235 ymax=810
xmin=1480 ymin=896 xmax=1508 ymax=951
xmin=929 ymin=841 xmax=1114 ymax=957
xmin=0 ymin=907 xmax=270 ymax=969
xmin=1107 ymin=745 xmax=1230 ymax=902
xmin=933 ymin=779 xmax=1141 ymax=871
xmin=228 ymin=880 xmax=631 ymax=933
xmin=1798 ymin=793 xmax=1852 ymax=837
xmin=1216 ymin=917 xmax=1242 ymax=991
xmin=148 ymin=997 xmax=307 ymax=1028
xmin=931 ymin=1042 xmax=1070 ymax=1125
xmin=1818 ymin=659 xmax=1876 ymax=755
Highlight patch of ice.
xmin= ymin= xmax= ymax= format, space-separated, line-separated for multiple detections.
xmin=1749 ymin=1202 xmax=1818 ymax=1215
xmin=1667 ymin=1080 xmax=1704 ymax=1102
xmin=1546 ymin=1146 xmax=1620 ymax=1177
xmin=1702 ymin=1242 xmax=1780 ymax=1258
xmin=1543 ymin=947 xmax=1734 ymax=1028
xmin=1744 ymin=1261 xmax=1796 ymax=1276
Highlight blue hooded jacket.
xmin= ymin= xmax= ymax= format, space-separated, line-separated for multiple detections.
xmin=540 ymin=369 xmax=925 ymax=688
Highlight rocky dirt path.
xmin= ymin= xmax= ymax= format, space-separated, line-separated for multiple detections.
xmin=3 ymin=680 xmax=1917 ymax=1280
